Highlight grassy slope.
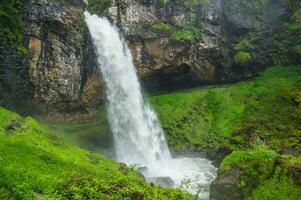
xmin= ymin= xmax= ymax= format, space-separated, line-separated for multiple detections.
xmin=40 ymin=107 xmax=112 ymax=154
xmin=0 ymin=107 xmax=192 ymax=200
xmin=150 ymin=65 xmax=301 ymax=153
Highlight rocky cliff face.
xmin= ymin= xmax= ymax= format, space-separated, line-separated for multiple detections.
xmin=103 ymin=0 xmax=223 ymax=91
xmin=1 ymin=0 xmax=299 ymax=112
xmin=22 ymin=0 xmax=103 ymax=112
xmin=97 ymin=0 xmax=299 ymax=92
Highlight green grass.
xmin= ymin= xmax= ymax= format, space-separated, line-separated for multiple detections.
xmin=0 ymin=107 xmax=193 ymax=200
xmin=41 ymin=107 xmax=111 ymax=151
xmin=150 ymin=65 xmax=301 ymax=152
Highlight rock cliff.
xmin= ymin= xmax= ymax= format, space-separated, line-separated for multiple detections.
xmin=1 ymin=0 xmax=300 ymax=112
xmin=99 ymin=0 xmax=299 ymax=92
xmin=23 ymin=0 xmax=103 ymax=112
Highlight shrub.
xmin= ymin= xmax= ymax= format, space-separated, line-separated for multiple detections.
xmin=234 ymin=51 xmax=252 ymax=64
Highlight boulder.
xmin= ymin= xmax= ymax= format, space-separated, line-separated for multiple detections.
xmin=146 ymin=176 xmax=175 ymax=188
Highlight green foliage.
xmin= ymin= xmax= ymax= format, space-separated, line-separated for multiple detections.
xmin=0 ymin=0 xmax=24 ymax=50
xmin=183 ymin=0 xmax=200 ymax=7
xmin=151 ymin=22 xmax=173 ymax=32
xmin=247 ymin=168 xmax=301 ymax=200
xmin=41 ymin=107 xmax=111 ymax=152
xmin=88 ymin=0 xmax=111 ymax=14
xmin=286 ymin=7 xmax=301 ymax=30
xmin=156 ymin=0 xmax=166 ymax=8
xmin=0 ymin=107 xmax=193 ymax=199
xmin=171 ymin=27 xmax=201 ymax=42
xmin=150 ymin=66 xmax=301 ymax=152
xmin=234 ymin=51 xmax=252 ymax=64
xmin=234 ymin=39 xmax=254 ymax=51
xmin=293 ymin=44 xmax=301 ymax=55
xmin=16 ymin=47 xmax=28 ymax=55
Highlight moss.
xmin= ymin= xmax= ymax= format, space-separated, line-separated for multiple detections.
xmin=0 ymin=107 xmax=193 ymax=199
xmin=87 ymin=0 xmax=111 ymax=14
xmin=0 ymin=0 xmax=24 ymax=50
xmin=293 ymin=44 xmax=301 ymax=55
xmin=183 ymin=0 xmax=200 ymax=7
xmin=171 ymin=27 xmax=201 ymax=42
xmin=220 ymin=148 xmax=277 ymax=178
xmin=156 ymin=0 xmax=166 ymax=8
xmin=220 ymin=148 xmax=301 ymax=199
xmin=234 ymin=51 xmax=252 ymax=64
xmin=234 ymin=38 xmax=254 ymax=51
xmin=151 ymin=22 xmax=173 ymax=32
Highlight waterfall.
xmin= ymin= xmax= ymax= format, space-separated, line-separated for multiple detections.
xmin=84 ymin=12 xmax=170 ymax=166
xmin=85 ymin=12 xmax=217 ymax=199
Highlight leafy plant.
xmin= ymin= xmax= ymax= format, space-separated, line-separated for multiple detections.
xmin=234 ymin=51 xmax=252 ymax=64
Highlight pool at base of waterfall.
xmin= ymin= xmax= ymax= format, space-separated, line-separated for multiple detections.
xmin=138 ymin=157 xmax=217 ymax=200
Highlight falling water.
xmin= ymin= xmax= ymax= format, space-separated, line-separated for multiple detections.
xmin=85 ymin=12 xmax=217 ymax=199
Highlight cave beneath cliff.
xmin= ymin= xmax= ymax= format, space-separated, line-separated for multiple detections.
xmin=142 ymin=64 xmax=213 ymax=93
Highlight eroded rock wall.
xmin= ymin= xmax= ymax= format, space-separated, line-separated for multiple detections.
xmin=23 ymin=0 xmax=103 ymax=112
xmin=99 ymin=0 xmax=298 ymax=91
xmin=103 ymin=0 xmax=223 ymax=91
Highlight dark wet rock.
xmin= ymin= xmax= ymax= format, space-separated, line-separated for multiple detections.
xmin=137 ymin=166 xmax=148 ymax=174
xmin=146 ymin=176 xmax=175 ymax=188
xmin=210 ymin=168 xmax=243 ymax=200
xmin=3 ymin=0 xmax=103 ymax=113
xmin=209 ymin=147 xmax=233 ymax=167
xmin=119 ymin=162 xmax=130 ymax=175
xmin=5 ymin=120 xmax=23 ymax=133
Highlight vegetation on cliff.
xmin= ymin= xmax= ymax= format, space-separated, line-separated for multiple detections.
xmin=0 ymin=0 xmax=24 ymax=51
xmin=150 ymin=65 xmax=301 ymax=154
xmin=0 ymin=107 xmax=193 ymax=199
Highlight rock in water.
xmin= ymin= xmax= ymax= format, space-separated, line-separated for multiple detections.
xmin=146 ymin=177 xmax=175 ymax=188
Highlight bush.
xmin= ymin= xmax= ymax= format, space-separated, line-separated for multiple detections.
xmin=234 ymin=51 xmax=252 ymax=64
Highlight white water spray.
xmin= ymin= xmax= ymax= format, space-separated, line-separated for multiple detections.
xmin=85 ymin=12 xmax=217 ymax=199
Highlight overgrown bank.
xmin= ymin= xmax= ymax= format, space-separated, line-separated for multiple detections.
xmin=0 ymin=107 xmax=193 ymax=199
